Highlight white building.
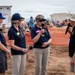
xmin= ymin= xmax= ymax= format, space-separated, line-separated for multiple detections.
xmin=0 ymin=6 xmax=12 ymax=28
xmin=50 ymin=13 xmax=75 ymax=22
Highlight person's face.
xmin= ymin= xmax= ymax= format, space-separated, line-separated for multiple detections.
xmin=69 ymin=20 xmax=75 ymax=27
xmin=0 ymin=19 xmax=2 ymax=25
xmin=36 ymin=19 xmax=45 ymax=26
xmin=12 ymin=20 xmax=21 ymax=26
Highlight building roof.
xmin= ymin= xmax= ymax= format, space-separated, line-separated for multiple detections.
xmin=50 ymin=13 xmax=74 ymax=16
xmin=0 ymin=5 xmax=12 ymax=7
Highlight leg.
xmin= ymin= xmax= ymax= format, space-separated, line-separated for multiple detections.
xmin=19 ymin=54 xmax=26 ymax=75
xmin=0 ymin=51 xmax=7 ymax=75
xmin=70 ymin=65 xmax=75 ymax=73
xmin=34 ymin=49 xmax=42 ymax=75
xmin=42 ymin=47 xmax=50 ymax=75
xmin=12 ymin=55 xmax=21 ymax=75
xmin=74 ymin=65 xmax=75 ymax=73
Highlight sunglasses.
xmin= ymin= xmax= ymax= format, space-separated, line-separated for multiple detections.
xmin=38 ymin=19 xmax=46 ymax=22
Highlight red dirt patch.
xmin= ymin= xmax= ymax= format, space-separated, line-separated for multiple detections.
xmin=5 ymin=26 xmax=69 ymax=46
xmin=25 ymin=27 xmax=69 ymax=46
xmin=49 ymin=27 xmax=69 ymax=46
xmin=5 ymin=27 xmax=72 ymax=75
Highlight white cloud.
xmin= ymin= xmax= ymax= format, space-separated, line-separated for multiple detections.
xmin=0 ymin=0 xmax=75 ymax=18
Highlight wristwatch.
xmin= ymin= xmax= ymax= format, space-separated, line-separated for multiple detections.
xmin=22 ymin=48 xmax=25 ymax=52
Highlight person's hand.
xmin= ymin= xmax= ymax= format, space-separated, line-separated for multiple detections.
xmin=24 ymin=49 xmax=29 ymax=53
xmin=70 ymin=53 xmax=75 ymax=66
xmin=6 ymin=50 xmax=11 ymax=58
xmin=70 ymin=57 xmax=75 ymax=66
xmin=40 ymin=29 xmax=45 ymax=35
xmin=42 ymin=42 xmax=48 ymax=47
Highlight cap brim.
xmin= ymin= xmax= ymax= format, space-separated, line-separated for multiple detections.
xmin=42 ymin=19 xmax=46 ymax=21
xmin=11 ymin=17 xmax=25 ymax=21
xmin=69 ymin=18 xmax=75 ymax=21
xmin=20 ymin=17 xmax=25 ymax=21
xmin=0 ymin=17 xmax=5 ymax=19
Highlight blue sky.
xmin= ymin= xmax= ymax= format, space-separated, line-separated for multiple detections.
xmin=0 ymin=0 xmax=75 ymax=19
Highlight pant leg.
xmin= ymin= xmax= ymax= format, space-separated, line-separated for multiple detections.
xmin=74 ymin=65 xmax=75 ymax=73
xmin=34 ymin=48 xmax=43 ymax=75
xmin=70 ymin=65 xmax=75 ymax=73
xmin=19 ymin=54 xmax=26 ymax=75
xmin=12 ymin=55 xmax=21 ymax=75
xmin=0 ymin=51 xmax=7 ymax=73
xmin=41 ymin=47 xmax=50 ymax=75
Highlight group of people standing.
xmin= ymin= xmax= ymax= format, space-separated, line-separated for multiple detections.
xmin=0 ymin=11 xmax=75 ymax=75
xmin=0 ymin=12 xmax=52 ymax=75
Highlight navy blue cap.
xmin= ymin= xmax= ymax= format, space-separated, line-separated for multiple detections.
xmin=11 ymin=13 xmax=24 ymax=20
xmin=0 ymin=12 xmax=5 ymax=19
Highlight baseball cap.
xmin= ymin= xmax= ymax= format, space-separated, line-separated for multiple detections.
xmin=11 ymin=13 xmax=24 ymax=21
xmin=69 ymin=15 xmax=75 ymax=21
xmin=0 ymin=12 xmax=5 ymax=19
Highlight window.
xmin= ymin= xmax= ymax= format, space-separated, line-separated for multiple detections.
xmin=0 ymin=8 xmax=2 ymax=9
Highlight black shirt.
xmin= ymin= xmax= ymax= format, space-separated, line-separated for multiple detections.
xmin=0 ymin=32 xmax=7 ymax=53
xmin=0 ymin=32 xmax=7 ymax=47
xmin=8 ymin=25 xmax=26 ymax=55
xmin=69 ymin=27 xmax=75 ymax=57
xmin=31 ymin=25 xmax=51 ymax=48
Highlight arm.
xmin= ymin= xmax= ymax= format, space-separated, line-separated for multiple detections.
xmin=32 ymin=32 xmax=42 ymax=43
xmin=47 ymin=38 xmax=52 ymax=44
xmin=0 ymin=41 xmax=10 ymax=53
xmin=42 ymin=38 xmax=52 ymax=47
xmin=0 ymin=41 xmax=11 ymax=58
xmin=9 ymin=40 xmax=29 ymax=53
xmin=68 ymin=27 xmax=72 ymax=35
xmin=42 ymin=28 xmax=52 ymax=47
xmin=65 ymin=23 xmax=72 ymax=35
xmin=9 ymin=40 xmax=23 ymax=51
xmin=70 ymin=52 xmax=75 ymax=66
xmin=32 ymin=29 xmax=45 ymax=43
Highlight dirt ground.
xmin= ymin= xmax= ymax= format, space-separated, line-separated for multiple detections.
xmin=5 ymin=26 xmax=75 ymax=75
